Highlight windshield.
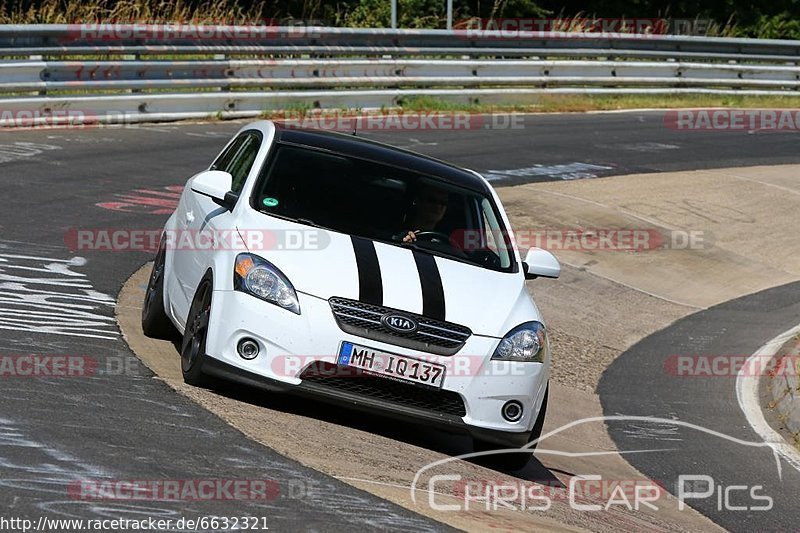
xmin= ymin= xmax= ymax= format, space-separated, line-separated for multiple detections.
xmin=250 ymin=144 xmax=515 ymax=272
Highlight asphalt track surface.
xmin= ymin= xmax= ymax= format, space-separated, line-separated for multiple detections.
xmin=1 ymin=110 xmax=799 ymax=530
xmin=598 ymin=281 xmax=800 ymax=532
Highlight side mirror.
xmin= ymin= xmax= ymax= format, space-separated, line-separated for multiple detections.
xmin=522 ymin=248 xmax=560 ymax=280
xmin=191 ymin=170 xmax=237 ymax=210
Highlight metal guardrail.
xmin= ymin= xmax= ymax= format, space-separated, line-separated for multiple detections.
xmin=3 ymin=59 xmax=800 ymax=91
xmin=3 ymin=24 xmax=800 ymax=57
xmin=1 ymin=25 xmax=800 ymax=126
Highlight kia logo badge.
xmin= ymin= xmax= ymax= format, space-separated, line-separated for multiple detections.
xmin=381 ymin=313 xmax=418 ymax=333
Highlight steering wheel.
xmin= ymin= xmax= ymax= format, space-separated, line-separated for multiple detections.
xmin=414 ymin=231 xmax=451 ymax=243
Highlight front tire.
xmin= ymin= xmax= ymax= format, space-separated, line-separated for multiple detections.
xmin=181 ymin=275 xmax=213 ymax=386
xmin=473 ymin=385 xmax=549 ymax=471
xmin=141 ymin=240 xmax=175 ymax=339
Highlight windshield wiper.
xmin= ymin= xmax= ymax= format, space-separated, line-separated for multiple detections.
xmin=294 ymin=217 xmax=325 ymax=228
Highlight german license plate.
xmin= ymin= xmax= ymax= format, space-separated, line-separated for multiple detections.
xmin=338 ymin=341 xmax=445 ymax=388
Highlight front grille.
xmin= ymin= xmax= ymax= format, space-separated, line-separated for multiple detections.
xmin=300 ymin=362 xmax=467 ymax=417
xmin=328 ymin=297 xmax=471 ymax=356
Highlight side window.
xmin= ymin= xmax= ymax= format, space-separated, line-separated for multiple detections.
xmin=211 ymin=136 xmax=247 ymax=172
xmin=227 ymin=134 xmax=261 ymax=194
xmin=480 ymin=198 xmax=512 ymax=269
xmin=210 ymin=132 xmax=262 ymax=194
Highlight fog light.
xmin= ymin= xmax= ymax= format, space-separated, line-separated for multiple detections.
xmin=237 ymin=338 xmax=260 ymax=360
xmin=502 ymin=400 xmax=524 ymax=422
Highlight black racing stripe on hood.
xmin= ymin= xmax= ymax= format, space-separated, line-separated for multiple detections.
xmin=350 ymin=236 xmax=383 ymax=305
xmin=412 ymin=250 xmax=445 ymax=320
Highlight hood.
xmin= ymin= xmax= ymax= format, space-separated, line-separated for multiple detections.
xmin=237 ymin=210 xmax=535 ymax=337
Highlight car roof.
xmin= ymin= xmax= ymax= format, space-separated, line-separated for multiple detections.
xmin=270 ymin=123 xmax=491 ymax=194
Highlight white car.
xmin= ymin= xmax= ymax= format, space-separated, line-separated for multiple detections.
xmin=142 ymin=120 xmax=560 ymax=470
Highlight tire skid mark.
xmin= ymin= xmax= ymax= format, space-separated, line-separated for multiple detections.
xmin=0 ymin=241 xmax=118 ymax=340
xmin=0 ymin=142 xmax=61 ymax=164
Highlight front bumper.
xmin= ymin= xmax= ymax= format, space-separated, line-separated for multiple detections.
xmin=204 ymin=289 xmax=550 ymax=447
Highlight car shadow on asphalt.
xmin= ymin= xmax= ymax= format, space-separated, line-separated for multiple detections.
xmin=166 ymin=348 xmax=565 ymax=485
xmin=167 ymin=335 xmax=565 ymax=484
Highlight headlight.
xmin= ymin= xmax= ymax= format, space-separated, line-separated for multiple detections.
xmin=234 ymin=253 xmax=300 ymax=314
xmin=491 ymin=321 xmax=547 ymax=363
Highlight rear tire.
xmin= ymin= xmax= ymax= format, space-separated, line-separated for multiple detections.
xmin=181 ymin=275 xmax=213 ymax=387
xmin=473 ymin=385 xmax=549 ymax=471
xmin=141 ymin=240 xmax=176 ymax=339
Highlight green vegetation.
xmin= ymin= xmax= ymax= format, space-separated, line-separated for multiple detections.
xmin=256 ymin=94 xmax=800 ymax=117
xmin=520 ymin=94 xmax=800 ymax=112
xmin=398 ymin=94 xmax=800 ymax=113
xmin=2 ymin=0 xmax=800 ymax=39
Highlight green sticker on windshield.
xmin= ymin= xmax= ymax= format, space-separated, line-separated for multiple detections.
xmin=262 ymin=197 xmax=279 ymax=207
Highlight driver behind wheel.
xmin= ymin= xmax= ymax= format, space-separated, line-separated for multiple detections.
xmin=394 ymin=185 xmax=450 ymax=244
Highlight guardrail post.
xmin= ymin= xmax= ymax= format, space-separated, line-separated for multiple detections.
xmin=446 ymin=0 xmax=452 ymax=30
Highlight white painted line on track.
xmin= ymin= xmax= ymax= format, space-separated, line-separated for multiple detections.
xmin=699 ymin=170 xmax=800 ymax=197
xmin=736 ymin=323 xmax=800 ymax=475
